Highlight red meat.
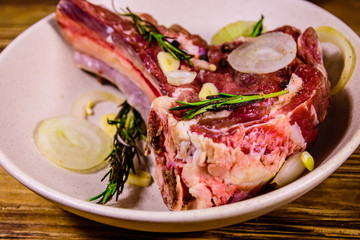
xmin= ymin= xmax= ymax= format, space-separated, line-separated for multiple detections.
xmin=56 ymin=0 xmax=330 ymax=210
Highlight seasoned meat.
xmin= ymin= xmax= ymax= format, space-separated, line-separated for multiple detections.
xmin=56 ymin=0 xmax=330 ymax=210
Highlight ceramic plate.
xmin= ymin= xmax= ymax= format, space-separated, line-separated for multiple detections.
xmin=0 ymin=0 xmax=359 ymax=232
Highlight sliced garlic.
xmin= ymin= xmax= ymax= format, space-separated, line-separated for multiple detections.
xmin=199 ymin=83 xmax=219 ymax=100
xmin=157 ymin=51 xmax=180 ymax=74
xmin=127 ymin=170 xmax=152 ymax=187
xmin=166 ymin=70 xmax=197 ymax=86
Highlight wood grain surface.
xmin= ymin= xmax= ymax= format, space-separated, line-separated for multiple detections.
xmin=0 ymin=0 xmax=359 ymax=239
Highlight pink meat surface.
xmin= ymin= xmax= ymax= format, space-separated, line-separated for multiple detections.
xmin=56 ymin=0 xmax=331 ymax=210
xmin=56 ymin=0 xmax=207 ymax=118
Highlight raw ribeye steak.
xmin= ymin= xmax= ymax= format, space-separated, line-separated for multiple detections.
xmin=56 ymin=0 xmax=330 ymax=210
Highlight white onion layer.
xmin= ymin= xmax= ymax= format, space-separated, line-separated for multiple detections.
xmin=34 ymin=116 xmax=112 ymax=171
xmin=228 ymin=32 xmax=297 ymax=74
xmin=72 ymin=90 xmax=124 ymax=119
xmin=316 ymin=26 xmax=356 ymax=95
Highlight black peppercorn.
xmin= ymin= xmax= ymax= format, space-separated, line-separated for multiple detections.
xmin=199 ymin=54 xmax=209 ymax=62
xmin=218 ymin=58 xmax=228 ymax=68
xmin=280 ymin=79 xmax=289 ymax=89
xmin=171 ymin=40 xmax=180 ymax=49
xmin=221 ymin=44 xmax=231 ymax=53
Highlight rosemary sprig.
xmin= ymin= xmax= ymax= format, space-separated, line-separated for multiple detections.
xmin=251 ymin=15 xmax=264 ymax=37
xmin=169 ymin=90 xmax=288 ymax=120
xmin=90 ymin=101 xmax=146 ymax=204
xmin=121 ymin=8 xmax=194 ymax=66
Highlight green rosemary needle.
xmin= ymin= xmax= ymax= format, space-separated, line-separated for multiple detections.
xmin=169 ymin=90 xmax=288 ymax=120
xmin=121 ymin=8 xmax=194 ymax=66
xmin=251 ymin=15 xmax=265 ymax=37
xmin=90 ymin=101 xmax=146 ymax=204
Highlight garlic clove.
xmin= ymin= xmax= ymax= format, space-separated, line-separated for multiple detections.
xmin=198 ymin=83 xmax=219 ymax=100
xmin=157 ymin=51 xmax=180 ymax=74
xmin=166 ymin=70 xmax=197 ymax=86
xmin=300 ymin=151 xmax=315 ymax=171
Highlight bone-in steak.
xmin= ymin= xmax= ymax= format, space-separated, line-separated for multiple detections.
xmin=56 ymin=0 xmax=331 ymax=210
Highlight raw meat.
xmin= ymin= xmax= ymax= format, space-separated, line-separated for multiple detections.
xmin=56 ymin=0 xmax=207 ymax=119
xmin=56 ymin=0 xmax=331 ymax=210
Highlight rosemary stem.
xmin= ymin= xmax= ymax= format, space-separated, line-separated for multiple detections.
xmin=90 ymin=101 xmax=147 ymax=205
xmin=121 ymin=9 xmax=194 ymax=65
xmin=170 ymin=89 xmax=289 ymax=120
xmin=263 ymin=90 xmax=289 ymax=99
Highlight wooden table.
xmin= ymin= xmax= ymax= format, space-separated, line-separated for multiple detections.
xmin=0 ymin=0 xmax=359 ymax=239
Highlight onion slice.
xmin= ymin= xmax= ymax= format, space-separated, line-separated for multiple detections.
xmin=100 ymin=113 xmax=118 ymax=138
xmin=228 ymin=32 xmax=297 ymax=74
xmin=72 ymin=90 xmax=124 ymax=118
xmin=211 ymin=20 xmax=258 ymax=45
xmin=316 ymin=26 xmax=356 ymax=95
xmin=34 ymin=116 xmax=112 ymax=171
